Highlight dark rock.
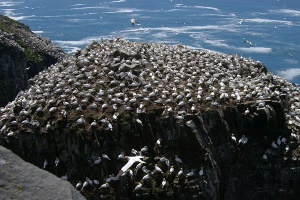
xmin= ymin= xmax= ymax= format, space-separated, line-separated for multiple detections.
xmin=0 ymin=15 xmax=67 ymax=107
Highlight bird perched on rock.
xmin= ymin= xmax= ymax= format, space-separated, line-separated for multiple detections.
xmin=175 ymin=155 xmax=183 ymax=164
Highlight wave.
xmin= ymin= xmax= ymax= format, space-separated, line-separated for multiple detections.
xmin=32 ymin=30 xmax=43 ymax=34
xmin=70 ymin=6 xmax=106 ymax=10
xmin=174 ymin=4 xmax=219 ymax=11
xmin=2 ymin=9 xmax=35 ymax=20
xmin=277 ymin=68 xmax=300 ymax=81
xmin=203 ymin=39 xmax=230 ymax=48
xmin=0 ymin=1 xmax=23 ymax=7
xmin=110 ymin=0 xmax=126 ymax=3
xmin=245 ymin=18 xmax=293 ymax=25
xmin=236 ymin=47 xmax=272 ymax=53
xmin=269 ymin=9 xmax=300 ymax=17
xmin=104 ymin=8 xmax=142 ymax=13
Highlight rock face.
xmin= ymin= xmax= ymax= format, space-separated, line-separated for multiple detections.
xmin=0 ymin=15 xmax=67 ymax=107
xmin=1 ymin=38 xmax=300 ymax=199
xmin=0 ymin=145 xmax=85 ymax=200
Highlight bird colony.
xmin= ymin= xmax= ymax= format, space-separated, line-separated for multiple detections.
xmin=1 ymin=38 xmax=300 ymax=198
xmin=1 ymin=38 xmax=299 ymax=136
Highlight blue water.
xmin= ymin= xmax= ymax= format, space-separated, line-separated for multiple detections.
xmin=1 ymin=0 xmax=300 ymax=84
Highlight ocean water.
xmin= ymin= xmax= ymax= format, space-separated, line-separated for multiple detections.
xmin=1 ymin=0 xmax=300 ymax=85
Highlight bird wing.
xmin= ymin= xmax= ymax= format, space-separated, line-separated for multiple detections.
xmin=121 ymin=158 xmax=135 ymax=172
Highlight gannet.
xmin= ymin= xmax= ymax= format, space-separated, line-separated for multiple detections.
xmin=175 ymin=155 xmax=183 ymax=164
xmin=199 ymin=167 xmax=204 ymax=176
xmin=244 ymin=40 xmax=252 ymax=46
xmin=75 ymin=181 xmax=82 ymax=189
xmin=131 ymin=18 xmax=139 ymax=26
xmin=116 ymin=156 xmax=146 ymax=177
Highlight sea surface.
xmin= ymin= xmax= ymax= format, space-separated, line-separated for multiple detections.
xmin=1 ymin=0 xmax=300 ymax=85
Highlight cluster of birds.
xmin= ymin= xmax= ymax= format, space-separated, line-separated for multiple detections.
xmin=0 ymin=38 xmax=299 ymax=139
xmin=72 ymin=139 xmax=211 ymax=199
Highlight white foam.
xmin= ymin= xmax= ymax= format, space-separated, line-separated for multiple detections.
xmin=270 ymin=9 xmax=300 ymax=16
xmin=0 ymin=1 xmax=23 ymax=7
xmin=3 ymin=9 xmax=35 ymax=20
xmin=193 ymin=6 xmax=219 ymax=11
xmin=236 ymin=47 xmax=272 ymax=53
xmin=104 ymin=8 xmax=141 ymax=13
xmin=277 ymin=68 xmax=300 ymax=81
xmin=67 ymin=19 xmax=97 ymax=23
xmin=245 ymin=18 xmax=293 ymax=25
xmin=203 ymin=39 xmax=230 ymax=48
xmin=70 ymin=6 xmax=105 ymax=10
xmin=110 ymin=0 xmax=126 ymax=3
xmin=32 ymin=30 xmax=43 ymax=34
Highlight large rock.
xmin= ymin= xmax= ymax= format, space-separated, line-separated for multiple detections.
xmin=0 ymin=15 xmax=67 ymax=107
xmin=1 ymin=38 xmax=300 ymax=199
xmin=0 ymin=145 xmax=85 ymax=200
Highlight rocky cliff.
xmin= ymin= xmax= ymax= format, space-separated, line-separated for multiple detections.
xmin=0 ymin=15 xmax=67 ymax=107
xmin=1 ymin=38 xmax=300 ymax=200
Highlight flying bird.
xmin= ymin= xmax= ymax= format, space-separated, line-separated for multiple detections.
xmin=131 ymin=18 xmax=139 ymax=26
xmin=244 ymin=40 xmax=252 ymax=47
xmin=116 ymin=156 xmax=146 ymax=178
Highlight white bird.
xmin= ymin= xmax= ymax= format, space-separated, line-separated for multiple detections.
xmin=178 ymin=168 xmax=184 ymax=176
xmin=100 ymin=183 xmax=110 ymax=189
xmin=134 ymin=182 xmax=142 ymax=191
xmin=116 ymin=156 xmax=146 ymax=178
xmin=175 ymin=155 xmax=183 ymax=164
xmin=86 ymin=177 xmax=93 ymax=185
xmin=136 ymin=119 xmax=143 ymax=126
xmin=170 ymin=166 xmax=175 ymax=174
xmin=231 ymin=134 xmax=237 ymax=143
xmin=155 ymin=164 xmax=163 ymax=173
xmin=131 ymin=18 xmax=139 ymax=26
xmin=238 ymin=19 xmax=245 ymax=24
xmin=81 ymin=181 xmax=89 ymax=191
xmin=142 ymin=166 xmax=150 ymax=174
xmin=238 ymin=135 xmax=248 ymax=145
xmin=263 ymin=154 xmax=268 ymax=160
xmin=271 ymin=141 xmax=278 ymax=149
xmin=61 ymin=174 xmax=68 ymax=180
xmin=76 ymin=115 xmax=85 ymax=125
xmin=90 ymin=120 xmax=97 ymax=128
xmin=55 ymin=157 xmax=60 ymax=167
xmin=117 ymin=152 xmax=125 ymax=160
xmin=93 ymin=180 xmax=100 ymax=185
xmin=75 ymin=181 xmax=82 ymax=189
xmin=131 ymin=149 xmax=138 ymax=156
xmin=43 ymin=159 xmax=48 ymax=169
xmin=244 ymin=40 xmax=252 ymax=46
xmin=186 ymin=170 xmax=195 ymax=177
xmin=142 ymin=173 xmax=150 ymax=180
xmin=161 ymin=178 xmax=167 ymax=188
xmin=156 ymin=139 xmax=161 ymax=147
xmin=281 ymin=137 xmax=287 ymax=144
xmin=199 ymin=167 xmax=204 ymax=176
xmin=277 ymin=136 xmax=282 ymax=146
xmin=94 ymin=157 xmax=102 ymax=164
xmin=140 ymin=146 xmax=148 ymax=153
xmin=102 ymin=154 xmax=111 ymax=160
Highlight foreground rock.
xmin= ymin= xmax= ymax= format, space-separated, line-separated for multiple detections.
xmin=0 ymin=15 xmax=67 ymax=107
xmin=0 ymin=145 xmax=85 ymax=200
xmin=1 ymin=38 xmax=300 ymax=199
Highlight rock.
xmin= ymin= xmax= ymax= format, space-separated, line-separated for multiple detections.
xmin=0 ymin=15 xmax=67 ymax=107
xmin=0 ymin=145 xmax=85 ymax=200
